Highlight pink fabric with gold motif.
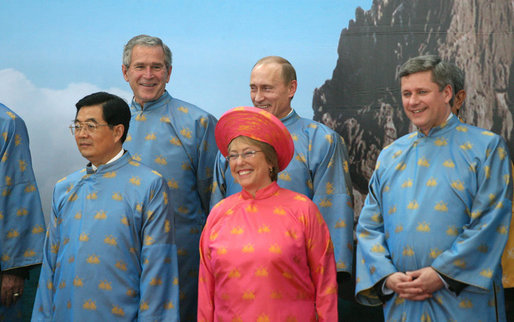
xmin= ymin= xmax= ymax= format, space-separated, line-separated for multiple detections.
xmin=198 ymin=182 xmax=337 ymax=321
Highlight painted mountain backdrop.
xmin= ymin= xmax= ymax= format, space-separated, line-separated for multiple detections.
xmin=313 ymin=0 xmax=513 ymax=216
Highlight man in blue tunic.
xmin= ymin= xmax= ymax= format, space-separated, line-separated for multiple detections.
xmin=32 ymin=92 xmax=179 ymax=321
xmin=355 ymin=55 xmax=512 ymax=321
xmin=210 ymin=56 xmax=355 ymax=290
xmin=121 ymin=34 xmax=217 ymax=320
xmin=0 ymin=103 xmax=46 ymax=321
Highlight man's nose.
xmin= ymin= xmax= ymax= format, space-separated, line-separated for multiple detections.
xmin=77 ymin=127 xmax=89 ymax=137
xmin=143 ymin=66 xmax=153 ymax=78
xmin=253 ymin=89 xmax=264 ymax=103
xmin=409 ymin=93 xmax=420 ymax=105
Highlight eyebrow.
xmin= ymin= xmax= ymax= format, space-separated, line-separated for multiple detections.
xmin=74 ymin=118 xmax=100 ymax=123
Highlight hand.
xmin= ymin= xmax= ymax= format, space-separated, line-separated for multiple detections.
xmin=385 ymin=272 xmax=416 ymax=297
xmin=1 ymin=273 xmax=24 ymax=307
xmin=393 ymin=267 xmax=443 ymax=301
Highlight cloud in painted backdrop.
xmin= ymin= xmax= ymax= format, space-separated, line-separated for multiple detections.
xmin=0 ymin=68 xmax=132 ymax=219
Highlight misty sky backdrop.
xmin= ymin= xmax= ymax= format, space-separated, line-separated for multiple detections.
xmin=0 ymin=0 xmax=372 ymax=218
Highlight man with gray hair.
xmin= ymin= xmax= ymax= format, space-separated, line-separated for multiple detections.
xmin=355 ymin=55 xmax=512 ymax=320
xmin=122 ymin=34 xmax=217 ymax=320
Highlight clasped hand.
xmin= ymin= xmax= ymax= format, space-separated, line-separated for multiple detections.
xmin=385 ymin=267 xmax=444 ymax=301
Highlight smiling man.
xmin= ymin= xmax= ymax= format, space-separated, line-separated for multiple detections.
xmin=355 ymin=55 xmax=512 ymax=321
xmin=121 ymin=35 xmax=217 ymax=321
xmin=32 ymin=92 xmax=179 ymax=321
xmin=210 ymin=56 xmax=355 ymax=300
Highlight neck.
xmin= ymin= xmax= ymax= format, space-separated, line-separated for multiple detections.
xmin=90 ymin=146 xmax=123 ymax=168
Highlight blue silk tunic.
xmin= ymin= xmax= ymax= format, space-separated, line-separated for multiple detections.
xmin=356 ymin=115 xmax=512 ymax=321
xmin=0 ymin=103 xmax=46 ymax=321
xmin=32 ymin=152 xmax=179 ymax=321
xmin=123 ymin=91 xmax=217 ymax=321
xmin=210 ymin=110 xmax=354 ymax=275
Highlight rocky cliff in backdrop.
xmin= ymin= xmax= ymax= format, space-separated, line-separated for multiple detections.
xmin=313 ymin=0 xmax=513 ymax=215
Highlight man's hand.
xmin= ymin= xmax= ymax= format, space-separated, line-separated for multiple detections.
xmin=385 ymin=272 xmax=419 ymax=298
xmin=390 ymin=267 xmax=443 ymax=301
xmin=1 ymin=273 xmax=24 ymax=307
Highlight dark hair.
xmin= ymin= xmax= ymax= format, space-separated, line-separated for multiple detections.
xmin=75 ymin=92 xmax=131 ymax=142
xmin=448 ymin=63 xmax=465 ymax=107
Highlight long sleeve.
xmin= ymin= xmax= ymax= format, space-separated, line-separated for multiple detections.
xmin=32 ymin=188 xmax=61 ymax=321
xmin=0 ymin=107 xmax=45 ymax=272
xmin=309 ymin=131 xmax=354 ymax=274
xmin=304 ymin=201 xmax=338 ymax=320
xmin=209 ymin=152 xmax=228 ymax=210
xmin=194 ymin=114 xmax=218 ymax=216
xmin=197 ymin=212 xmax=215 ymax=321
xmin=431 ymin=136 xmax=513 ymax=290
xmin=355 ymin=173 xmax=397 ymax=305
xmin=138 ymin=179 xmax=180 ymax=321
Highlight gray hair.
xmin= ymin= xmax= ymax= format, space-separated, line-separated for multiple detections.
xmin=122 ymin=35 xmax=172 ymax=71
xmin=398 ymin=55 xmax=453 ymax=92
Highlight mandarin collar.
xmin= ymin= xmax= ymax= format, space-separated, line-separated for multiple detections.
xmin=86 ymin=151 xmax=131 ymax=175
xmin=280 ymin=109 xmax=300 ymax=126
xmin=241 ymin=182 xmax=280 ymax=200
xmin=130 ymin=91 xmax=172 ymax=112
xmin=417 ymin=113 xmax=459 ymax=138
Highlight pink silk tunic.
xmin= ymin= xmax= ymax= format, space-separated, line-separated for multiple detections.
xmin=198 ymin=182 xmax=337 ymax=321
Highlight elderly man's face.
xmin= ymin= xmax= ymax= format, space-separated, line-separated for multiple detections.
xmin=74 ymin=105 xmax=122 ymax=166
xmin=401 ymin=70 xmax=452 ymax=135
xmin=250 ymin=62 xmax=297 ymax=119
xmin=122 ymin=45 xmax=171 ymax=107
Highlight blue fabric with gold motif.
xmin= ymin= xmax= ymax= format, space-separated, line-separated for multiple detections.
xmin=123 ymin=91 xmax=217 ymax=321
xmin=32 ymin=152 xmax=179 ymax=321
xmin=356 ymin=115 xmax=512 ymax=321
xmin=211 ymin=109 xmax=354 ymax=275
xmin=0 ymin=103 xmax=46 ymax=320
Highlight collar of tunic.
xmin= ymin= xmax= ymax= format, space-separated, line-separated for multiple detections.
xmin=280 ymin=109 xmax=301 ymax=126
xmin=86 ymin=151 xmax=132 ymax=175
xmin=417 ymin=113 xmax=458 ymax=138
xmin=241 ymin=181 xmax=280 ymax=200
xmin=130 ymin=90 xmax=172 ymax=112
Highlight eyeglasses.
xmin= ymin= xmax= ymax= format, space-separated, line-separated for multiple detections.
xmin=69 ymin=122 xmax=110 ymax=135
xmin=226 ymin=150 xmax=262 ymax=162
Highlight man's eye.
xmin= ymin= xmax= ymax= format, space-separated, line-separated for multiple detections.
xmin=86 ymin=123 xmax=96 ymax=130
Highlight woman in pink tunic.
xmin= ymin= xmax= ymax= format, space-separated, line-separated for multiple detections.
xmin=198 ymin=106 xmax=337 ymax=321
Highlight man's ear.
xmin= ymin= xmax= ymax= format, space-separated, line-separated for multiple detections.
xmin=288 ymin=79 xmax=297 ymax=99
xmin=454 ymin=90 xmax=467 ymax=113
xmin=113 ymin=124 xmax=125 ymax=143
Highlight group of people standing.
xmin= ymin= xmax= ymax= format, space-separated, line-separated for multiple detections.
xmin=0 ymin=34 xmax=512 ymax=321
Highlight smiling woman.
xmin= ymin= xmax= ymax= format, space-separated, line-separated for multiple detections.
xmin=198 ymin=106 xmax=338 ymax=320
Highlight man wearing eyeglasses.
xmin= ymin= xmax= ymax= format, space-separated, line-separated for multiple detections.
xmin=32 ymin=92 xmax=179 ymax=321
xmin=0 ymin=103 xmax=46 ymax=321
xmin=121 ymin=35 xmax=217 ymax=321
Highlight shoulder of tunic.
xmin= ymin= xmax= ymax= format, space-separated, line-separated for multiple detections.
xmin=167 ymin=96 xmax=217 ymax=122
xmin=0 ymin=103 xmax=29 ymax=137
